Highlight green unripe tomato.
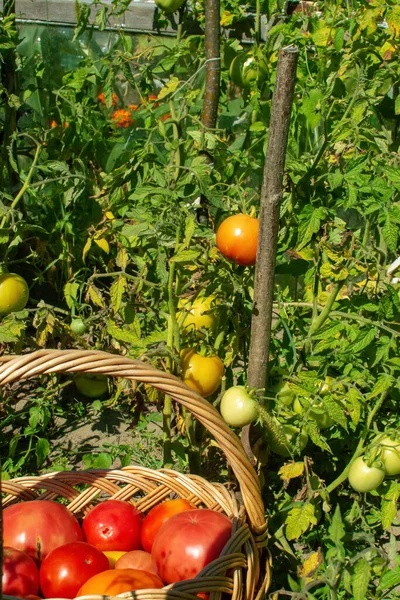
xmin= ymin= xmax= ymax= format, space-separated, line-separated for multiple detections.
xmin=0 ymin=273 xmax=29 ymax=315
xmin=293 ymin=397 xmax=334 ymax=430
xmin=274 ymin=381 xmax=296 ymax=406
xmin=70 ymin=318 xmax=87 ymax=335
xmin=155 ymin=0 xmax=185 ymax=14
xmin=229 ymin=52 xmax=268 ymax=89
xmin=75 ymin=374 xmax=109 ymax=399
xmin=220 ymin=386 xmax=259 ymax=428
xmin=375 ymin=435 xmax=400 ymax=476
xmin=348 ymin=456 xmax=385 ymax=493
xmin=268 ymin=424 xmax=308 ymax=457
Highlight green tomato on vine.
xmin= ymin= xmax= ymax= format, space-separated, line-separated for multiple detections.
xmin=155 ymin=0 xmax=185 ymax=14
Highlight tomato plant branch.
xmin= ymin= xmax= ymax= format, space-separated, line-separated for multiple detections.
xmin=88 ymin=271 xmax=159 ymax=288
xmin=326 ymin=391 xmax=388 ymax=494
xmin=244 ymin=46 xmax=298 ymax=461
xmin=0 ymin=141 xmax=41 ymax=229
xmin=307 ymin=281 xmax=342 ymax=338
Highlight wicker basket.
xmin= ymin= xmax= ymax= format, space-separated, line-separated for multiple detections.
xmin=0 ymin=349 xmax=270 ymax=600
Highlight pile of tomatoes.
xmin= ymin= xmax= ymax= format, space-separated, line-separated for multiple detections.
xmin=2 ymin=497 xmax=233 ymax=598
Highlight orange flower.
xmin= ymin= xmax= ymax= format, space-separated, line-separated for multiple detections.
xmin=64 ymin=122 xmax=69 ymax=128
xmin=128 ymin=104 xmax=140 ymax=112
xmin=50 ymin=120 xmax=58 ymax=128
xmin=146 ymin=94 xmax=159 ymax=108
xmin=111 ymin=109 xmax=134 ymax=128
xmin=161 ymin=113 xmax=171 ymax=121
xmin=98 ymin=92 xmax=118 ymax=106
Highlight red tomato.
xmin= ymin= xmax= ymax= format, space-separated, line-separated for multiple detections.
xmin=82 ymin=499 xmax=143 ymax=552
xmin=2 ymin=547 xmax=39 ymax=596
xmin=216 ymin=214 xmax=259 ymax=266
xmin=39 ymin=541 xmax=109 ymax=597
xmin=114 ymin=550 xmax=157 ymax=574
xmin=77 ymin=568 xmax=164 ymax=595
xmin=3 ymin=500 xmax=83 ymax=562
xmin=152 ymin=509 xmax=232 ymax=583
xmin=141 ymin=499 xmax=195 ymax=553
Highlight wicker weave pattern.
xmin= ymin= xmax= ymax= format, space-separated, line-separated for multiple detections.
xmin=0 ymin=349 xmax=270 ymax=600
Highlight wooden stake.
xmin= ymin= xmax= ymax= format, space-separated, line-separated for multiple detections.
xmin=243 ymin=46 xmax=299 ymax=459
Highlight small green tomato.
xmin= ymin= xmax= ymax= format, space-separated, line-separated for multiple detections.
xmin=220 ymin=386 xmax=259 ymax=428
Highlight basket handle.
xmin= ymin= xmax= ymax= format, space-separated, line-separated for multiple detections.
xmin=0 ymin=349 xmax=266 ymax=534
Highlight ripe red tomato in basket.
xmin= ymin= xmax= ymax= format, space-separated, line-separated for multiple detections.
xmin=39 ymin=541 xmax=110 ymax=598
xmin=77 ymin=568 xmax=164 ymax=595
xmin=82 ymin=499 xmax=143 ymax=551
xmin=216 ymin=214 xmax=259 ymax=266
xmin=3 ymin=500 xmax=83 ymax=562
xmin=152 ymin=509 xmax=232 ymax=583
xmin=2 ymin=546 xmax=39 ymax=596
xmin=141 ymin=499 xmax=196 ymax=552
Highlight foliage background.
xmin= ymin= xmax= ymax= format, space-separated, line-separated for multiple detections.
xmin=1 ymin=0 xmax=400 ymax=597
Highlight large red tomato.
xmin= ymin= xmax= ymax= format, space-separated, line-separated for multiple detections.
xmin=3 ymin=500 xmax=83 ymax=562
xmin=114 ymin=550 xmax=157 ymax=574
xmin=141 ymin=499 xmax=195 ymax=553
xmin=77 ymin=568 xmax=164 ymax=595
xmin=152 ymin=509 xmax=232 ymax=583
xmin=82 ymin=499 xmax=143 ymax=551
xmin=2 ymin=547 xmax=39 ymax=596
xmin=39 ymin=541 xmax=109 ymax=597
xmin=216 ymin=214 xmax=259 ymax=266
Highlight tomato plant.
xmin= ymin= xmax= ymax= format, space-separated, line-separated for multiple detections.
xmin=293 ymin=397 xmax=334 ymax=430
xmin=348 ymin=456 xmax=385 ymax=493
xmin=82 ymin=500 xmax=143 ymax=552
xmin=70 ymin=318 xmax=87 ymax=335
xmin=2 ymin=547 xmax=39 ymax=596
xmin=77 ymin=568 xmax=164 ymax=595
xmin=267 ymin=424 xmax=308 ymax=458
xmin=155 ymin=0 xmax=185 ymax=15
xmin=180 ymin=349 xmax=224 ymax=397
xmin=74 ymin=374 xmax=109 ymax=398
xmin=216 ymin=215 xmax=259 ymax=266
xmin=229 ymin=51 xmax=268 ymax=90
xmin=177 ymin=295 xmax=219 ymax=333
xmin=39 ymin=541 xmax=110 ymax=598
xmin=0 ymin=272 xmax=29 ymax=315
xmin=141 ymin=499 xmax=195 ymax=553
xmin=372 ymin=434 xmax=400 ymax=476
xmin=3 ymin=500 xmax=83 ymax=562
xmin=220 ymin=386 xmax=259 ymax=427
xmin=273 ymin=380 xmax=296 ymax=406
xmin=151 ymin=509 xmax=232 ymax=583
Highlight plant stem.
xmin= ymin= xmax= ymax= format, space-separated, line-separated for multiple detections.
xmin=308 ymin=281 xmax=342 ymax=338
xmin=255 ymin=0 xmax=261 ymax=46
xmin=326 ymin=392 xmax=388 ymax=494
xmin=88 ymin=271 xmax=159 ymax=288
xmin=0 ymin=141 xmax=41 ymax=229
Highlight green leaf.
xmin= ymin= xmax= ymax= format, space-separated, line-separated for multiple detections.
xmin=382 ymin=217 xmax=398 ymax=253
xmin=323 ymin=397 xmax=347 ymax=430
xmin=346 ymin=387 xmax=363 ymax=426
xmin=184 ymin=218 xmax=196 ymax=248
xmin=334 ymin=27 xmax=345 ymax=51
xmin=110 ymin=276 xmax=127 ymax=314
xmin=395 ymin=95 xmax=400 ymax=116
xmin=286 ymin=503 xmax=317 ymax=541
xmin=352 ymin=558 xmax=371 ymax=600
xmin=344 ymin=327 xmax=377 ymax=355
xmin=35 ymin=438 xmax=50 ymax=467
xmin=329 ymin=504 xmax=345 ymax=543
xmin=378 ymin=567 xmax=400 ymax=591
xmin=381 ymin=481 xmax=400 ymax=530
xmin=305 ymin=420 xmax=331 ymax=453
xmin=170 ymin=250 xmax=201 ymax=263
xmin=64 ymin=282 xmax=79 ymax=310
xmin=366 ymin=374 xmax=394 ymax=400
xmin=301 ymin=89 xmax=324 ymax=129
xmin=107 ymin=323 xmax=144 ymax=347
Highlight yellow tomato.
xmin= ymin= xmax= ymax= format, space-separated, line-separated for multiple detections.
xmin=103 ymin=551 xmax=127 ymax=568
xmin=0 ymin=273 xmax=29 ymax=315
xmin=177 ymin=295 xmax=219 ymax=332
xmin=180 ymin=349 xmax=224 ymax=397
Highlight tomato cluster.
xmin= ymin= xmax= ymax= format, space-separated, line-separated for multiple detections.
xmin=348 ymin=432 xmax=400 ymax=493
xmin=2 ymin=497 xmax=232 ymax=598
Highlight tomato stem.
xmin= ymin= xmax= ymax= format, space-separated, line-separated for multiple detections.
xmin=326 ymin=391 xmax=389 ymax=494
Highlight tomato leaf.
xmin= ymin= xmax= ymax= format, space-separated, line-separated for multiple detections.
xmin=351 ymin=558 xmax=371 ymax=600
xmin=286 ymin=503 xmax=317 ymax=541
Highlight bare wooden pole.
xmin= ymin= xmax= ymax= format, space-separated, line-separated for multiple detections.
xmin=201 ymin=0 xmax=220 ymax=130
xmin=243 ymin=46 xmax=299 ymax=459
